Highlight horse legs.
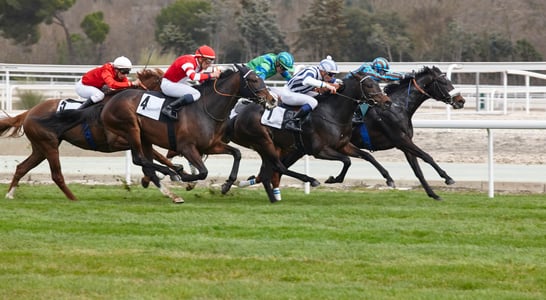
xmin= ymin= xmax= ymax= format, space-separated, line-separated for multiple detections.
xmin=400 ymin=143 xmax=455 ymax=186
xmin=404 ymin=152 xmax=442 ymax=201
xmin=6 ymin=151 xmax=52 ymax=199
xmin=338 ymin=143 xmax=395 ymax=187
xmin=218 ymin=144 xmax=242 ymax=194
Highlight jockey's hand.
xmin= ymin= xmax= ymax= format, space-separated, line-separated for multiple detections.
xmin=132 ymin=79 xmax=141 ymax=88
xmin=211 ymin=67 xmax=222 ymax=79
xmin=325 ymin=83 xmax=337 ymax=94
xmin=101 ymin=85 xmax=116 ymax=93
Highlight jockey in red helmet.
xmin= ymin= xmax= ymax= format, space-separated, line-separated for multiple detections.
xmin=161 ymin=45 xmax=222 ymax=119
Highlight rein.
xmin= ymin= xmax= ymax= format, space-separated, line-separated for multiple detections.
xmin=411 ymin=76 xmax=454 ymax=105
xmin=206 ymin=69 xmax=268 ymax=122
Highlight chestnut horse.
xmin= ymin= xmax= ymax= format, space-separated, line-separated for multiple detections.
xmin=99 ymin=64 xmax=274 ymax=202
xmin=0 ymin=69 xmax=180 ymax=201
xmin=228 ymin=73 xmax=391 ymax=202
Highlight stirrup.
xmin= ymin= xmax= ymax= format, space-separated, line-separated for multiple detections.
xmin=162 ymin=107 xmax=178 ymax=120
xmin=284 ymin=120 xmax=302 ymax=132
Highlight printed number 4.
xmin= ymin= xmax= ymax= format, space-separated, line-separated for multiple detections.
xmin=140 ymin=95 xmax=150 ymax=110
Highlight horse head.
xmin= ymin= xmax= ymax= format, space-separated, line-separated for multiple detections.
xmin=136 ymin=68 xmax=164 ymax=91
xmin=234 ymin=64 xmax=275 ymax=108
xmin=391 ymin=66 xmax=465 ymax=109
xmin=350 ymin=72 xmax=391 ymax=108
xmin=205 ymin=64 xmax=274 ymax=109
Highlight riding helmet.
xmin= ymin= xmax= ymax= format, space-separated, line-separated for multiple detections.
xmin=372 ymin=57 xmax=390 ymax=73
xmin=318 ymin=55 xmax=339 ymax=74
xmin=277 ymin=52 xmax=295 ymax=72
xmin=195 ymin=45 xmax=216 ymax=59
xmin=112 ymin=56 xmax=132 ymax=69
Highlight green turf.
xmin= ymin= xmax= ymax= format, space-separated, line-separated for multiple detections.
xmin=0 ymin=183 xmax=544 ymax=299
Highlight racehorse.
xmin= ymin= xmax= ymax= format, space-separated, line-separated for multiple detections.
xmin=350 ymin=66 xmax=466 ymax=200
xmin=0 ymin=68 xmax=181 ymax=201
xmin=238 ymin=66 xmax=465 ymax=202
xmin=228 ymin=72 xmax=392 ymax=202
xmin=100 ymin=64 xmax=274 ymax=201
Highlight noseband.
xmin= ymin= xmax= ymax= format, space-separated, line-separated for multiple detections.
xmin=411 ymin=75 xmax=454 ymax=105
xmin=359 ymin=76 xmax=387 ymax=106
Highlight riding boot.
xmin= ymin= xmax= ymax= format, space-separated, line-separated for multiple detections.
xmin=283 ymin=104 xmax=312 ymax=132
xmin=161 ymin=94 xmax=194 ymax=120
xmin=78 ymin=99 xmax=94 ymax=109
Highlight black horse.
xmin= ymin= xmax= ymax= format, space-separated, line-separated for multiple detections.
xmin=229 ymin=72 xmax=392 ymax=202
xmin=351 ymin=66 xmax=465 ymax=200
xmin=239 ymin=66 xmax=465 ymax=201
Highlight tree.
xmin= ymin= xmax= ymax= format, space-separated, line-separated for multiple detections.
xmin=295 ymin=0 xmax=347 ymax=61
xmin=236 ymin=0 xmax=287 ymax=61
xmin=155 ymin=0 xmax=212 ymax=55
xmin=513 ymin=39 xmax=542 ymax=61
xmin=0 ymin=0 xmax=76 ymax=60
xmin=80 ymin=12 xmax=110 ymax=63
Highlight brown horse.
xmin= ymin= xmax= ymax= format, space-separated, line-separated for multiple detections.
xmin=228 ymin=73 xmax=391 ymax=202
xmin=0 ymin=68 xmax=181 ymax=201
xmin=99 ymin=64 xmax=274 ymax=202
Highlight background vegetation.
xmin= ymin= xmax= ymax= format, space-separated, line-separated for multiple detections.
xmin=1 ymin=0 xmax=544 ymax=65
xmin=0 ymin=184 xmax=544 ymax=299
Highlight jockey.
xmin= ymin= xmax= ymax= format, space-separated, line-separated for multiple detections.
xmin=160 ymin=45 xmax=222 ymax=120
xmin=271 ymin=55 xmax=341 ymax=132
xmin=347 ymin=57 xmax=413 ymax=82
xmin=347 ymin=57 xmax=414 ymax=124
xmin=247 ymin=51 xmax=295 ymax=81
xmin=75 ymin=56 xmax=140 ymax=109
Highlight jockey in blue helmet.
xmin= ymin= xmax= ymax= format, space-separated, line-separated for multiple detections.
xmin=347 ymin=57 xmax=413 ymax=82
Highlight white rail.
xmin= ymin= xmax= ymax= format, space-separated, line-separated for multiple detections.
xmin=413 ymin=120 xmax=546 ymax=198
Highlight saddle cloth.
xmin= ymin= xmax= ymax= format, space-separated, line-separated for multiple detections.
xmin=56 ymin=98 xmax=83 ymax=112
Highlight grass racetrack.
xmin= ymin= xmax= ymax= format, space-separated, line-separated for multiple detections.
xmin=1 ymin=183 xmax=544 ymax=299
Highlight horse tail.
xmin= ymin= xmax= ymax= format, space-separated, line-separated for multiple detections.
xmin=0 ymin=111 xmax=28 ymax=137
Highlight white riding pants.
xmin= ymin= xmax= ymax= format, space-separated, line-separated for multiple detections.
xmin=160 ymin=78 xmax=201 ymax=101
xmin=270 ymin=86 xmax=318 ymax=109
xmin=75 ymin=79 xmax=105 ymax=103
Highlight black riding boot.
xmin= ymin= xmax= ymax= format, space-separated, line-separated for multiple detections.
xmin=284 ymin=108 xmax=310 ymax=132
xmin=78 ymin=99 xmax=94 ymax=109
xmin=161 ymin=94 xmax=194 ymax=120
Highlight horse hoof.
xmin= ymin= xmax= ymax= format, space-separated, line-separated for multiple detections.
xmin=141 ymin=177 xmax=150 ymax=188
xmin=186 ymin=182 xmax=196 ymax=191
xmin=170 ymin=174 xmax=182 ymax=182
xmin=172 ymin=198 xmax=185 ymax=204
xmin=445 ymin=179 xmax=455 ymax=185
xmin=324 ymin=176 xmax=336 ymax=184
xmin=310 ymin=179 xmax=321 ymax=187
xmin=386 ymin=180 xmax=396 ymax=188
xmin=221 ymin=182 xmax=233 ymax=194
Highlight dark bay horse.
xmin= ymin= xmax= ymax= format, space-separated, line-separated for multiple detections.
xmin=0 ymin=69 xmax=180 ymax=201
xmin=100 ymin=64 xmax=274 ymax=202
xmin=351 ymin=66 xmax=466 ymax=200
xmin=229 ymin=73 xmax=392 ymax=202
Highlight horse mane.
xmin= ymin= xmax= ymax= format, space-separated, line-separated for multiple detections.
xmin=196 ymin=67 xmax=236 ymax=92
xmin=384 ymin=66 xmax=434 ymax=95
xmin=138 ymin=68 xmax=164 ymax=79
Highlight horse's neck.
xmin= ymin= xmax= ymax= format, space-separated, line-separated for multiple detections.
xmin=199 ymin=87 xmax=240 ymax=123
xmin=316 ymin=96 xmax=356 ymax=122
xmin=391 ymin=89 xmax=429 ymax=118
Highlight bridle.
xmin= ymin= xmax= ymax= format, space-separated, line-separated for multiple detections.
xmin=212 ymin=68 xmax=269 ymax=105
xmin=358 ymin=76 xmax=388 ymax=106
xmin=411 ymin=74 xmax=454 ymax=105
